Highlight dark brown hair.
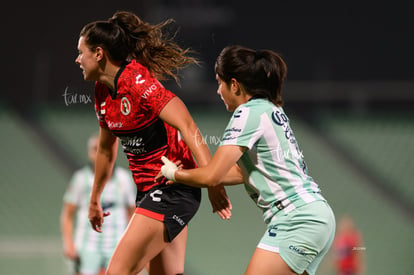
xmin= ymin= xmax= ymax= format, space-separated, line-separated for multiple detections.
xmin=80 ymin=11 xmax=197 ymax=83
xmin=215 ymin=45 xmax=287 ymax=106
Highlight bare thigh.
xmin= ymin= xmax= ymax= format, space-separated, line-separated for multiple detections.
xmin=245 ymin=248 xmax=308 ymax=275
xmin=149 ymin=226 xmax=187 ymax=275
xmin=106 ymin=213 xmax=174 ymax=275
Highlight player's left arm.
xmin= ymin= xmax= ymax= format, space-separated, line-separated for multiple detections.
xmin=159 ymin=97 xmax=210 ymax=167
xmin=159 ymin=96 xmax=233 ymax=219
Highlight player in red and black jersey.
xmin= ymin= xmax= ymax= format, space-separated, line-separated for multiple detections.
xmin=75 ymin=11 xmax=232 ymax=275
xmin=333 ymin=215 xmax=365 ymax=275
xmin=94 ymin=61 xmax=195 ymax=193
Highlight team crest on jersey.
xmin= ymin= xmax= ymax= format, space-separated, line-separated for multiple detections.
xmin=120 ymin=97 xmax=131 ymax=115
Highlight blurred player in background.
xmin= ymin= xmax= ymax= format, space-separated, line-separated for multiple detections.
xmin=161 ymin=45 xmax=336 ymax=275
xmin=75 ymin=10 xmax=231 ymax=275
xmin=60 ymin=134 xmax=140 ymax=275
xmin=333 ymin=214 xmax=365 ymax=275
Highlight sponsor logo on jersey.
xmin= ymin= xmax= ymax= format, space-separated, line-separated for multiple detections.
xmin=114 ymin=119 xmax=167 ymax=156
xmin=123 ymin=137 xmax=144 ymax=147
xmin=271 ymin=110 xmax=288 ymax=126
xmin=141 ymin=83 xmax=158 ymax=99
xmin=119 ymin=136 xmax=147 ymax=155
xmin=100 ymin=102 xmax=106 ymax=115
xmin=107 ymin=121 xmax=123 ymax=128
xmin=120 ymin=97 xmax=131 ymax=115
xmin=272 ymin=110 xmax=296 ymax=144
xmin=234 ymin=109 xmax=242 ymax=118
xmin=136 ymin=74 xmax=145 ymax=84
xmin=221 ymin=127 xmax=242 ymax=141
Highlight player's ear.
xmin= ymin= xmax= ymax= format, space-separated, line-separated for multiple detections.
xmin=231 ymin=78 xmax=242 ymax=95
xmin=95 ymin=47 xmax=104 ymax=62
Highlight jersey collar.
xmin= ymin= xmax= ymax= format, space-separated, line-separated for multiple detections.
xmin=248 ymin=95 xmax=267 ymax=101
xmin=109 ymin=61 xmax=130 ymax=99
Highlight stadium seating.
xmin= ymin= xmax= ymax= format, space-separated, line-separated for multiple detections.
xmin=0 ymin=105 xmax=412 ymax=275
xmin=316 ymin=110 xmax=414 ymax=211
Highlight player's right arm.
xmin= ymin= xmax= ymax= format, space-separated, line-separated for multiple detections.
xmin=60 ymin=202 xmax=78 ymax=259
xmin=164 ymin=145 xmax=245 ymax=188
xmin=88 ymin=126 xmax=118 ymax=232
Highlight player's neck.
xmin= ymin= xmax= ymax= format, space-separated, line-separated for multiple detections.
xmin=99 ymin=63 xmax=121 ymax=90
xmin=95 ymin=56 xmax=124 ymax=90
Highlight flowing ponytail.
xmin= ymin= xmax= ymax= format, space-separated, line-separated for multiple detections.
xmin=80 ymin=11 xmax=198 ymax=84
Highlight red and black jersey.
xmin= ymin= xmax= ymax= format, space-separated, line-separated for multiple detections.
xmin=94 ymin=60 xmax=197 ymax=191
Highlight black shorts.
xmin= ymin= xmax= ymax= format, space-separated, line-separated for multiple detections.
xmin=135 ymin=183 xmax=201 ymax=242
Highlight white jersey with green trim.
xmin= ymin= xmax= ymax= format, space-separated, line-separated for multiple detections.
xmin=63 ymin=166 xmax=136 ymax=252
xmin=220 ymin=98 xmax=324 ymax=224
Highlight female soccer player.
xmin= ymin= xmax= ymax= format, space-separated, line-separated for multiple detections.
xmin=75 ymin=11 xmax=231 ymax=275
xmin=161 ymin=45 xmax=336 ymax=275
xmin=61 ymin=134 xmax=138 ymax=275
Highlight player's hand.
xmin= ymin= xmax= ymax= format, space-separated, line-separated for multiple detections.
xmin=88 ymin=201 xmax=110 ymax=233
xmin=208 ymin=185 xmax=232 ymax=220
xmin=155 ymin=158 xmax=182 ymax=184
xmin=63 ymin=242 xmax=78 ymax=259
xmin=160 ymin=156 xmax=178 ymax=182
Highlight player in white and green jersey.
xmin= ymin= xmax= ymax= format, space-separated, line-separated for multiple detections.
xmin=161 ymin=45 xmax=336 ymax=275
xmin=221 ymin=97 xmax=325 ymax=223
xmin=61 ymin=134 xmax=137 ymax=275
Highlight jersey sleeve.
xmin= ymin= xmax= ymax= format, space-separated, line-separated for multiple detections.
xmin=94 ymin=82 xmax=108 ymax=128
xmin=63 ymin=170 xmax=83 ymax=205
xmin=220 ymin=105 xmax=263 ymax=150
xmin=140 ymin=79 xmax=176 ymax=116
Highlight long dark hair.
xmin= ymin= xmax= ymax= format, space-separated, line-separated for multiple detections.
xmin=80 ymin=11 xmax=197 ymax=83
xmin=215 ymin=45 xmax=287 ymax=106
